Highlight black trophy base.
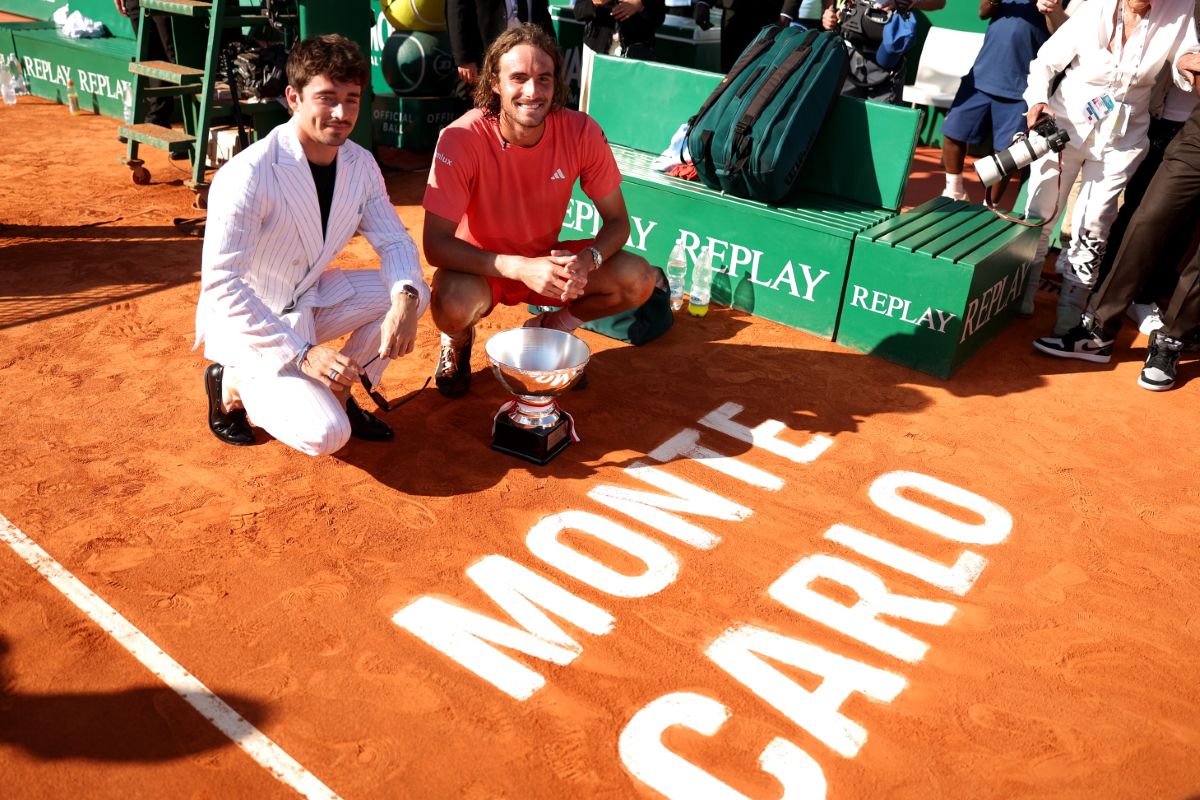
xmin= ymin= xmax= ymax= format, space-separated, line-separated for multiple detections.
xmin=492 ymin=414 xmax=571 ymax=465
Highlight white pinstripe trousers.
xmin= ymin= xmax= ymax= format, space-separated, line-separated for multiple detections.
xmin=229 ymin=270 xmax=393 ymax=457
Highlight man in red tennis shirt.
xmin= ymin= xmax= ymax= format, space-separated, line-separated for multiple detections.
xmin=422 ymin=23 xmax=656 ymax=398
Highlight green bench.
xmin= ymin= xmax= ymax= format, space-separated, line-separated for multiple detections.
xmin=566 ymin=54 xmax=921 ymax=339
xmin=836 ymin=196 xmax=1040 ymax=378
xmin=1 ymin=0 xmax=136 ymax=119
xmin=569 ymin=55 xmax=1039 ymax=378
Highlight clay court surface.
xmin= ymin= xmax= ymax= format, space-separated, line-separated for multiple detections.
xmin=2 ymin=97 xmax=1199 ymax=799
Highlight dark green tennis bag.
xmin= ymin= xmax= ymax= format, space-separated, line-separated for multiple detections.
xmin=687 ymin=26 xmax=848 ymax=203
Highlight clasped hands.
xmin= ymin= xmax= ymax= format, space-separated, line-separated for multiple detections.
xmin=511 ymin=249 xmax=597 ymax=304
xmin=298 ymin=289 xmax=420 ymax=394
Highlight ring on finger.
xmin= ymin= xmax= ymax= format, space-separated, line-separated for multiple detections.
xmin=327 ymin=368 xmax=339 ymax=381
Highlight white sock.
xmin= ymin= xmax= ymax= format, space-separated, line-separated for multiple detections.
xmin=545 ymin=309 xmax=582 ymax=332
xmin=222 ymin=364 xmax=239 ymax=412
xmin=945 ymin=173 xmax=964 ymax=195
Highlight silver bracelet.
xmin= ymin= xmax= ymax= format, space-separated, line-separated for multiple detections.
xmin=296 ymin=342 xmax=313 ymax=367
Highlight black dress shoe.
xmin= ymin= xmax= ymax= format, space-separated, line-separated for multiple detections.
xmin=204 ymin=364 xmax=255 ymax=446
xmin=346 ymin=396 xmax=394 ymax=441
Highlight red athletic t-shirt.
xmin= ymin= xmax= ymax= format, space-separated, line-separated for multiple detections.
xmin=422 ymin=108 xmax=622 ymax=258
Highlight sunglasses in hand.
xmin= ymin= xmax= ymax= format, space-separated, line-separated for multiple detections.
xmin=358 ymin=355 xmax=431 ymax=412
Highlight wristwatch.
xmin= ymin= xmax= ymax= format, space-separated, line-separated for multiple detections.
xmin=586 ymin=246 xmax=603 ymax=271
xmin=399 ymin=285 xmax=420 ymax=302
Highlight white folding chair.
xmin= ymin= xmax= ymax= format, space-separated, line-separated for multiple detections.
xmin=903 ymin=27 xmax=986 ymax=109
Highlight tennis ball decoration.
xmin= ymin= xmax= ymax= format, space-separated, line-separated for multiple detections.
xmin=380 ymin=0 xmax=448 ymax=32
xmin=381 ymin=31 xmax=457 ymax=96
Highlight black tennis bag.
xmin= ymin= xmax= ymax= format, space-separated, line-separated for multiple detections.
xmin=687 ymin=26 xmax=848 ymax=203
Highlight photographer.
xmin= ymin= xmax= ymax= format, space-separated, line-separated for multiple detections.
xmin=939 ymin=0 xmax=1069 ymax=202
xmin=1032 ymin=69 xmax=1200 ymax=393
xmin=822 ymin=0 xmax=946 ymax=106
xmin=1016 ymin=0 xmax=1198 ymax=334
xmin=574 ymin=0 xmax=666 ymax=60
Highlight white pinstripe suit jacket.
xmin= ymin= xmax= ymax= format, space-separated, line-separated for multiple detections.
xmin=194 ymin=119 xmax=428 ymax=372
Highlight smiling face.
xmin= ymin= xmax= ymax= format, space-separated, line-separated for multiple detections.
xmin=286 ymin=74 xmax=361 ymax=162
xmin=493 ymin=44 xmax=555 ymax=145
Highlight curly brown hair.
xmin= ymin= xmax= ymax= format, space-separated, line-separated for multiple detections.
xmin=287 ymin=34 xmax=370 ymax=93
xmin=473 ymin=24 xmax=567 ymax=118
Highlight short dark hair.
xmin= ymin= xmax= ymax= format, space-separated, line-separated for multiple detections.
xmin=473 ymin=24 xmax=567 ymax=118
xmin=287 ymin=34 xmax=370 ymax=93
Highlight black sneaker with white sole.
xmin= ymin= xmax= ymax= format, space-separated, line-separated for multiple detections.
xmin=435 ymin=328 xmax=475 ymax=398
xmin=1138 ymin=331 xmax=1183 ymax=391
xmin=1032 ymin=322 xmax=1114 ymax=363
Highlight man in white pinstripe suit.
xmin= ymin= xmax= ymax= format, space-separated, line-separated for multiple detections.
xmin=195 ymin=35 xmax=430 ymax=456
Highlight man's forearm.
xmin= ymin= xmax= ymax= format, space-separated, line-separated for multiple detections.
xmin=593 ymin=216 xmax=632 ymax=264
xmin=425 ymin=231 xmax=521 ymax=280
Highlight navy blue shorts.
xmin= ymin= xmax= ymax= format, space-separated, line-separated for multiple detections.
xmin=941 ymin=73 xmax=1027 ymax=150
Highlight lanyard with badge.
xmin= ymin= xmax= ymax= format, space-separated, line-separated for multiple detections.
xmin=1087 ymin=0 xmax=1148 ymax=136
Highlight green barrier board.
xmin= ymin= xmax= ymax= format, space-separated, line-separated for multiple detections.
xmin=835 ymin=197 xmax=1041 ymax=378
xmin=551 ymin=6 xmax=720 ymax=107
xmin=0 ymin=0 xmax=136 ymax=32
xmin=371 ymin=93 xmax=464 ymax=151
xmin=0 ymin=0 xmax=56 ymax=20
xmin=8 ymin=24 xmax=134 ymax=118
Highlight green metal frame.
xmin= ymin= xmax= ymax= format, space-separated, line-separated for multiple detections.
xmin=118 ymin=0 xmax=301 ymax=195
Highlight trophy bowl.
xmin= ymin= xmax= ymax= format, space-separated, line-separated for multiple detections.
xmin=485 ymin=327 xmax=590 ymax=464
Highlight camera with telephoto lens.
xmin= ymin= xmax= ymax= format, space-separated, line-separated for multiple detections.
xmin=837 ymin=0 xmax=911 ymax=49
xmin=838 ymin=0 xmax=888 ymax=48
xmin=975 ymin=115 xmax=1070 ymax=187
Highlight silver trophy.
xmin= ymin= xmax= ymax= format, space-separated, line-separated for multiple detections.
xmin=485 ymin=327 xmax=591 ymax=465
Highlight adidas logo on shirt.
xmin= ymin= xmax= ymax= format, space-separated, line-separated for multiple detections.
xmin=550 ymin=168 xmax=566 ymax=181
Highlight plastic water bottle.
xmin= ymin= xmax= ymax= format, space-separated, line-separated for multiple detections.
xmin=66 ymin=79 xmax=81 ymax=115
xmin=665 ymin=239 xmax=688 ymax=312
xmin=7 ymin=54 xmax=28 ymax=95
xmin=0 ymin=59 xmax=14 ymax=106
xmin=687 ymin=245 xmax=714 ymax=317
xmin=123 ymin=86 xmax=135 ymax=124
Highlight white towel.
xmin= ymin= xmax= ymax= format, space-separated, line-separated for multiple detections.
xmin=53 ymin=6 xmax=110 ymax=39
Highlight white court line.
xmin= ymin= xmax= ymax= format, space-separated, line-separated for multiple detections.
xmin=0 ymin=513 xmax=342 ymax=800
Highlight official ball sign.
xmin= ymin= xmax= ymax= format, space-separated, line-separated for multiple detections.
xmin=380 ymin=31 xmax=457 ymax=97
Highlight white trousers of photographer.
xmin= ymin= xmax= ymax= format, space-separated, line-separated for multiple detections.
xmin=1022 ymin=126 xmax=1146 ymax=335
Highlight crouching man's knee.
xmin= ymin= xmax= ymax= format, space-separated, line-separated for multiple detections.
xmin=290 ymin=410 xmax=352 ymax=457
xmin=612 ymin=252 xmax=657 ymax=309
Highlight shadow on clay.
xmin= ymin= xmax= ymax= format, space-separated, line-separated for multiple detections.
xmin=0 ymin=636 xmax=271 ymax=762
xmin=336 ymin=305 xmax=1056 ymax=496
